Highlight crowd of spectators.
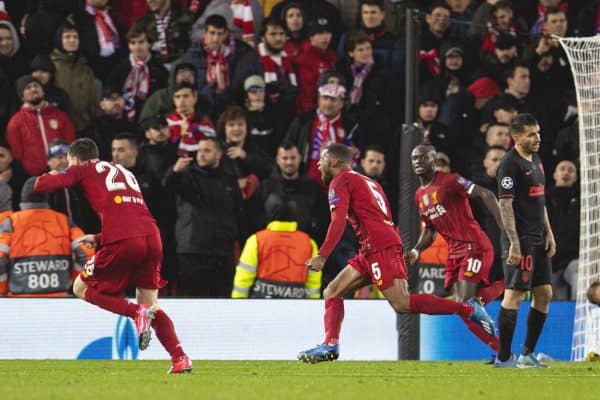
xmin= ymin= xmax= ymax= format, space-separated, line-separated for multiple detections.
xmin=0 ymin=0 xmax=587 ymax=299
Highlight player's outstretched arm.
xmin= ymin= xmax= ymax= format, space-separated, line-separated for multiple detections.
xmin=469 ymin=185 xmax=503 ymax=229
xmin=406 ymin=227 xmax=436 ymax=265
xmin=34 ymin=166 xmax=82 ymax=193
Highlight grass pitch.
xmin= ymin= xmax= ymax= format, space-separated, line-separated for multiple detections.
xmin=1 ymin=360 xmax=598 ymax=400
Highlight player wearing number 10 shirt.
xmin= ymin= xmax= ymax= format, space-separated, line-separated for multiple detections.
xmin=298 ymin=143 xmax=496 ymax=363
xmin=34 ymin=138 xmax=191 ymax=374
xmin=408 ymin=145 xmax=505 ymax=352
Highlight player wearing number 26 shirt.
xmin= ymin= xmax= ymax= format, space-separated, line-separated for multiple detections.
xmin=34 ymin=138 xmax=192 ymax=374
xmin=298 ymin=143 xmax=496 ymax=364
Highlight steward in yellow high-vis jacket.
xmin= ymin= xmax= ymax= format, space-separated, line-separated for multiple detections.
xmin=232 ymin=197 xmax=322 ymax=299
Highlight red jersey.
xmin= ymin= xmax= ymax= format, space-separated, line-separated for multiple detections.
xmin=319 ymin=169 xmax=401 ymax=258
xmin=415 ymin=172 xmax=491 ymax=255
xmin=34 ymin=160 xmax=157 ymax=244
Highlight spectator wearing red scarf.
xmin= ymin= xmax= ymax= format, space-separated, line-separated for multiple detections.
xmin=183 ymin=13 xmax=262 ymax=117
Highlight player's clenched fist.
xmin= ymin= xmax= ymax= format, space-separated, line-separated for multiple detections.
xmin=306 ymin=255 xmax=326 ymax=272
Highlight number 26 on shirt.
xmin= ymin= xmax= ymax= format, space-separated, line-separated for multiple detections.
xmin=95 ymin=161 xmax=141 ymax=193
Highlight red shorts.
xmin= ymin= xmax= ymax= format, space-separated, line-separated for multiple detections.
xmin=445 ymin=241 xmax=493 ymax=289
xmin=81 ymin=231 xmax=166 ymax=295
xmin=348 ymin=245 xmax=408 ymax=290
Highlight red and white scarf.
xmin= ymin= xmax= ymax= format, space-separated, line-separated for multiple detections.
xmin=85 ymin=4 xmax=119 ymax=57
xmin=167 ymin=112 xmax=216 ymax=156
xmin=481 ymin=19 xmax=516 ymax=52
xmin=419 ymin=48 xmax=440 ymax=77
xmin=350 ymin=62 xmax=373 ymax=105
xmin=231 ymin=0 xmax=254 ymax=46
xmin=123 ymin=54 xmax=151 ymax=122
xmin=257 ymin=42 xmax=297 ymax=86
xmin=203 ymin=35 xmax=235 ymax=93
xmin=153 ymin=9 xmax=171 ymax=62
xmin=309 ymin=111 xmax=344 ymax=183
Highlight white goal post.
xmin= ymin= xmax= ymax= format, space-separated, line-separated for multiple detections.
xmin=558 ymin=35 xmax=600 ymax=361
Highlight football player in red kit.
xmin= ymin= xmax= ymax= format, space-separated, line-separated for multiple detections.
xmin=34 ymin=138 xmax=191 ymax=374
xmin=298 ymin=143 xmax=496 ymax=363
xmin=407 ymin=144 xmax=505 ymax=351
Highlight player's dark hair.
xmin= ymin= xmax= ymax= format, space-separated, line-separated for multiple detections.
xmin=260 ymin=16 xmax=286 ymax=37
xmin=113 ymin=132 xmax=138 ymax=148
xmin=325 ymin=143 xmax=353 ymax=163
xmin=588 ymin=281 xmax=600 ymax=306
xmin=68 ymin=138 xmax=99 ymax=161
xmin=510 ymin=113 xmax=538 ymax=135
xmin=361 ymin=144 xmax=385 ymax=159
xmin=205 ymin=14 xmax=228 ymax=31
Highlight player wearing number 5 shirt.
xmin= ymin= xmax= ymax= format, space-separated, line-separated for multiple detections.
xmin=494 ymin=113 xmax=556 ymax=368
xmin=298 ymin=143 xmax=496 ymax=363
xmin=407 ymin=145 xmax=505 ymax=352
xmin=34 ymin=138 xmax=192 ymax=374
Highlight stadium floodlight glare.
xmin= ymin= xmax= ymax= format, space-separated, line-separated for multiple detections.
xmin=558 ymin=35 xmax=600 ymax=361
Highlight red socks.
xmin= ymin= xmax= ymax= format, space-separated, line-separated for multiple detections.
xmin=84 ymin=287 xmax=138 ymax=318
xmin=409 ymin=293 xmax=472 ymax=318
xmin=324 ymin=298 xmax=344 ymax=345
xmin=462 ymin=317 xmax=499 ymax=351
xmin=476 ymin=280 xmax=505 ymax=304
xmin=152 ymin=310 xmax=185 ymax=360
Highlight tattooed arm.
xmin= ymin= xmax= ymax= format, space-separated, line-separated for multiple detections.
xmin=499 ymin=197 xmax=521 ymax=267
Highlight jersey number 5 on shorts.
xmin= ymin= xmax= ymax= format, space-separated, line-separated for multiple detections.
xmin=95 ymin=161 xmax=141 ymax=193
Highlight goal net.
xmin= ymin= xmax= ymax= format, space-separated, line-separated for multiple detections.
xmin=558 ymin=36 xmax=600 ymax=361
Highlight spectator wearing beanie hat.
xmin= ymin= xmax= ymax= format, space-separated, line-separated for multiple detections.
xmin=270 ymin=0 xmax=344 ymax=46
xmin=6 ymin=75 xmax=75 ymax=177
xmin=293 ymin=17 xmax=337 ymax=114
xmin=30 ymin=54 xmax=71 ymax=114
